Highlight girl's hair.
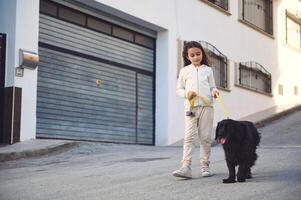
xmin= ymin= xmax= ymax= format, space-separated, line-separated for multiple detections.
xmin=182 ymin=41 xmax=210 ymax=67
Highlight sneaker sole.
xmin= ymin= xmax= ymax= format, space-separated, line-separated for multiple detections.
xmin=201 ymin=173 xmax=212 ymax=177
xmin=172 ymin=172 xmax=192 ymax=179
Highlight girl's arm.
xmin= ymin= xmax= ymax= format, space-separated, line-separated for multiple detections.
xmin=176 ymin=69 xmax=187 ymax=98
xmin=209 ymin=69 xmax=219 ymax=97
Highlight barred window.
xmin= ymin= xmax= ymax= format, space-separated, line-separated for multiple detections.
xmin=286 ymin=10 xmax=301 ymax=50
xmin=200 ymin=41 xmax=228 ymax=89
xmin=201 ymin=0 xmax=229 ymax=11
xmin=238 ymin=61 xmax=271 ymax=94
xmin=242 ymin=0 xmax=273 ymax=35
xmin=207 ymin=0 xmax=228 ymax=10
xmin=177 ymin=41 xmax=228 ymax=89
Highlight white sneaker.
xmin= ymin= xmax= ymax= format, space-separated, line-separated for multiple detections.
xmin=201 ymin=166 xmax=211 ymax=177
xmin=172 ymin=166 xmax=192 ymax=179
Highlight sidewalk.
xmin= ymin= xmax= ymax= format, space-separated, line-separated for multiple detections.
xmin=0 ymin=139 xmax=78 ymax=162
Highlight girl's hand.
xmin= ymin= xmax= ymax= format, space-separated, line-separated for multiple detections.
xmin=212 ymin=88 xmax=219 ymax=98
xmin=187 ymin=91 xmax=197 ymax=101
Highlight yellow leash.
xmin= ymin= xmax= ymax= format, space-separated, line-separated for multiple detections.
xmin=215 ymin=94 xmax=229 ymax=119
xmin=188 ymin=98 xmax=195 ymax=110
xmin=188 ymin=95 xmax=211 ymax=109
xmin=188 ymin=94 xmax=229 ymax=119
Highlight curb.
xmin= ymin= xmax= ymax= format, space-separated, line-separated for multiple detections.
xmin=0 ymin=141 xmax=79 ymax=162
xmin=255 ymin=105 xmax=301 ymax=128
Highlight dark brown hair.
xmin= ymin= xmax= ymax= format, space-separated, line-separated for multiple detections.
xmin=182 ymin=41 xmax=209 ymax=67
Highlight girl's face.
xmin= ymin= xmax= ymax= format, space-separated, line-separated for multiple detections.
xmin=187 ymin=47 xmax=203 ymax=66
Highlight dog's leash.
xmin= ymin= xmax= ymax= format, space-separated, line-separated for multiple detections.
xmin=215 ymin=93 xmax=229 ymax=119
xmin=188 ymin=94 xmax=229 ymax=119
xmin=188 ymin=95 xmax=211 ymax=110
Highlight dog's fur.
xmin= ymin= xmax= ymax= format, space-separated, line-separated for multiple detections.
xmin=215 ymin=119 xmax=260 ymax=183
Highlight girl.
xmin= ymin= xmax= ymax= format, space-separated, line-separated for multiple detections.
xmin=173 ymin=41 xmax=219 ymax=179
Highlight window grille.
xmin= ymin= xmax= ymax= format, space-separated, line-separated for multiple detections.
xmin=199 ymin=41 xmax=228 ymax=89
xmin=178 ymin=41 xmax=228 ymax=89
xmin=238 ymin=61 xmax=271 ymax=94
xmin=207 ymin=0 xmax=228 ymax=10
xmin=242 ymin=0 xmax=273 ymax=35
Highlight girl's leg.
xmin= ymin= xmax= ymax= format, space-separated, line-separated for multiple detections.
xmin=181 ymin=112 xmax=198 ymax=167
xmin=198 ymin=107 xmax=214 ymax=167
xmin=172 ymin=109 xmax=198 ymax=178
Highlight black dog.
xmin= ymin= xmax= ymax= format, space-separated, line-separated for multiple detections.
xmin=215 ymin=119 xmax=260 ymax=183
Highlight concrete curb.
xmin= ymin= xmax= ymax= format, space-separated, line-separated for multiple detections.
xmin=255 ymin=105 xmax=301 ymax=128
xmin=0 ymin=141 xmax=79 ymax=162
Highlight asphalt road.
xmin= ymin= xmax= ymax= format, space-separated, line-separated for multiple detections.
xmin=1 ymin=110 xmax=301 ymax=200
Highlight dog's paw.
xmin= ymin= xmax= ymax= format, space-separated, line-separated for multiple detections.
xmin=223 ymin=178 xmax=236 ymax=183
xmin=237 ymin=178 xmax=246 ymax=182
xmin=246 ymin=173 xmax=252 ymax=179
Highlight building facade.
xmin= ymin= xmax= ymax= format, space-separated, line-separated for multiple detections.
xmin=0 ymin=0 xmax=300 ymax=145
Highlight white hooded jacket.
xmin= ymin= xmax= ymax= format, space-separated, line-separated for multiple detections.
xmin=176 ymin=64 xmax=217 ymax=110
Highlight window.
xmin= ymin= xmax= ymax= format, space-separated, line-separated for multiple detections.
xmin=278 ymin=84 xmax=283 ymax=95
xmin=135 ymin=34 xmax=155 ymax=49
xmin=294 ymin=86 xmax=298 ymax=96
xmin=286 ymin=10 xmax=301 ymax=50
xmin=241 ymin=0 xmax=273 ymax=35
xmin=39 ymin=0 xmax=155 ymax=49
xmin=177 ymin=41 xmax=228 ymax=89
xmin=199 ymin=41 xmax=228 ymax=89
xmin=238 ymin=61 xmax=271 ymax=94
xmin=112 ymin=26 xmax=134 ymax=42
xmin=58 ymin=6 xmax=86 ymax=26
xmin=40 ymin=0 xmax=58 ymax=16
xmin=207 ymin=0 xmax=228 ymax=10
xmin=87 ymin=17 xmax=112 ymax=34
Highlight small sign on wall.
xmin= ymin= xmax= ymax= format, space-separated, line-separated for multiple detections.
xmin=15 ymin=67 xmax=24 ymax=77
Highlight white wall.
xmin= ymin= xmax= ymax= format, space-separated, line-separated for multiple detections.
xmin=0 ymin=0 xmax=39 ymax=141
xmin=2 ymin=0 xmax=299 ymax=145
xmin=274 ymin=0 xmax=301 ymax=106
xmin=14 ymin=0 xmax=40 ymax=141
xmin=95 ymin=0 xmax=179 ymax=145
xmin=94 ymin=0 xmax=301 ymax=145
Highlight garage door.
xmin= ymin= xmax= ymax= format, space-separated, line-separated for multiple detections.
xmin=37 ymin=3 xmax=155 ymax=144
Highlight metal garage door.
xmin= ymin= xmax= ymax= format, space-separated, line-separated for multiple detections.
xmin=37 ymin=10 xmax=155 ymax=144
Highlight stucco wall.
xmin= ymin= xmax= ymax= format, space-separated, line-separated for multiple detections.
xmin=15 ymin=0 xmax=40 ymax=141
xmin=1 ymin=0 xmax=300 ymax=145
xmin=0 ymin=0 xmax=39 ymax=141
xmin=94 ymin=0 xmax=301 ymax=145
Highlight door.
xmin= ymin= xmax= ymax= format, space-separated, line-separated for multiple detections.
xmin=0 ymin=34 xmax=6 ymax=143
xmin=37 ymin=5 xmax=155 ymax=144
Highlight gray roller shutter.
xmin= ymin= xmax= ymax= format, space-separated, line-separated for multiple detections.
xmin=37 ymin=13 xmax=154 ymax=144
xmin=137 ymin=74 xmax=153 ymax=144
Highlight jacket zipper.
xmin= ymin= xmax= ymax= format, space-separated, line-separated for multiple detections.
xmin=196 ymin=67 xmax=200 ymax=107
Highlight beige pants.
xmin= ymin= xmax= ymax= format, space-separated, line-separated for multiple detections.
xmin=181 ymin=106 xmax=214 ymax=167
